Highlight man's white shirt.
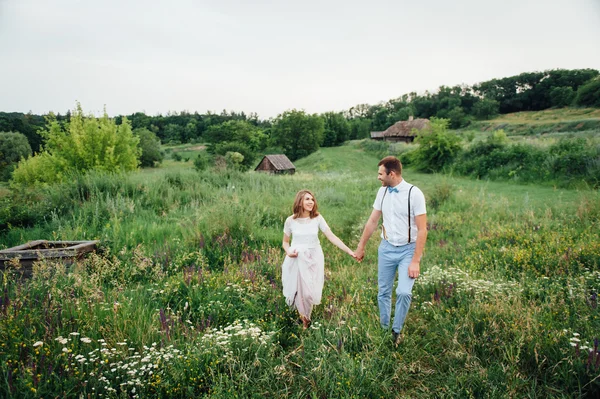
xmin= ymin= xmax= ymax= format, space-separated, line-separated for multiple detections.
xmin=373 ymin=179 xmax=426 ymax=246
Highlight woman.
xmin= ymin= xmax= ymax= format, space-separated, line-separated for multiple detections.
xmin=281 ymin=189 xmax=355 ymax=329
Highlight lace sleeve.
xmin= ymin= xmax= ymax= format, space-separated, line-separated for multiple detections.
xmin=283 ymin=216 xmax=292 ymax=236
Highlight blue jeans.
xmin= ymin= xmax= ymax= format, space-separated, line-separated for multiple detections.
xmin=378 ymin=240 xmax=416 ymax=333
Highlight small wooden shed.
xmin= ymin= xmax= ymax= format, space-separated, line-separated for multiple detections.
xmin=370 ymin=117 xmax=430 ymax=143
xmin=254 ymin=154 xmax=296 ymax=175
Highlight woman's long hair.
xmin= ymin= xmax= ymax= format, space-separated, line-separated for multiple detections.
xmin=292 ymin=189 xmax=319 ymax=219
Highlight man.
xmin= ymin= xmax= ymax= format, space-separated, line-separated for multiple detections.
xmin=355 ymin=156 xmax=427 ymax=345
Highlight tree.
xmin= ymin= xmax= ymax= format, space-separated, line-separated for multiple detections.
xmin=472 ymin=98 xmax=499 ymax=120
xmin=12 ymin=103 xmax=140 ymax=185
xmin=412 ymin=118 xmax=462 ymax=172
xmin=205 ymin=120 xmax=267 ymax=152
xmin=574 ymin=78 xmax=600 ymax=107
xmin=271 ymin=110 xmax=324 ymax=161
xmin=321 ymin=112 xmax=351 ymax=147
xmin=136 ymin=128 xmax=164 ymax=167
xmin=0 ymin=132 xmax=32 ymax=180
xmin=549 ymin=87 xmax=575 ymax=107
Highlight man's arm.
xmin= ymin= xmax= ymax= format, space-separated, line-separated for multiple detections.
xmin=354 ymin=209 xmax=382 ymax=261
xmin=407 ymin=214 xmax=427 ymax=278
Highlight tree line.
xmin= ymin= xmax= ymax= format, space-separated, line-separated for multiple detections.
xmin=1 ymin=68 xmax=599 ymax=182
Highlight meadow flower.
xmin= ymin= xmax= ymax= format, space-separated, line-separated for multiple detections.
xmin=33 ymin=341 xmax=43 ymax=347
xmin=81 ymin=337 xmax=92 ymax=343
xmin=55 ymin=336 xmax=68 ymax=345
xmin=70 ymin=332 xmax=80 ymax=336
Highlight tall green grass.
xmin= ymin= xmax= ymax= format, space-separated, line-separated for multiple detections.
xmin=1 ymin=145 xmax=599 ymax=397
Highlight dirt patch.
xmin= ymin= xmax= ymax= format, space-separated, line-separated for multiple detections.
xmin=174 ymin=145 xmax=206 ymax=152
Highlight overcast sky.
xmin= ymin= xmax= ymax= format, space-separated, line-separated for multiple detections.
xmin=1 ymin=0 xmax=599 ymax=119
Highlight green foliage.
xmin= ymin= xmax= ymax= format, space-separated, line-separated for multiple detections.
xmin=472 ymin=98 xmax=500 ymax=120
xmin=575 ymin=78 xmax=600 ymax=107
xmin=172 ymin=152 xmax=183 ymax=162
xmin=271 ymin=109 xmax=324 ymax=161
xmin=205 ymin=120 xmax=267 ymax=152
xmin=193 ymin=152 xmax=209 ymax=171
xmin=321 ymin=112 xmax=351 ymax=147
xmin=212 ymin=141 xmax=255 ymax=170
xmin=412 ymin=118 xmax=462 ymax=172
xmin=549 ymin=86 xmax=575 ymax=107
xmin=11 ymin=104 xmax=140 ymax=186
xmin=136 ymin=128 xmax=164 ymax=167
xmin=225 ymin=151 xmax=245 ymax=170
xmin=547 ymin=137 xmax=599 ymax=182
xmin=0 ymin=132 xmax=32 ymax=181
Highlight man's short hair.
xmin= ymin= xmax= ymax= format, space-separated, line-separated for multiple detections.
xmin=378 ymin=156 xmax=402 ymax=176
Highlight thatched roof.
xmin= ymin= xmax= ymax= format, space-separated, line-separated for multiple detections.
xmin=382 ymin=118 xmax=430 ymax=138
xmin=255 ymin=154 xmax=295 ymax=171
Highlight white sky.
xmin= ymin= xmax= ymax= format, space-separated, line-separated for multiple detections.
xmin=1 ymin=0 xmax=599 ymax=119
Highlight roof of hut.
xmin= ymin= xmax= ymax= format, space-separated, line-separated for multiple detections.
xmin=382 ymin=118 xmax=430 ymax=138
xmin=255 ymin=154 xmax=295 ymax=170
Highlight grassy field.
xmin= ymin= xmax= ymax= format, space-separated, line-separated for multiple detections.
xmin=467 ymin=108 xmax=600 ymax=138
xmin=486 ymin=108 xmax=600 ymax=125
xmin=1 ymin=143 xmax=600 ymax=398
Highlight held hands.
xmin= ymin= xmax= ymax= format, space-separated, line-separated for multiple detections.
xmin=353 ymin=247 xmax=365 ymax=262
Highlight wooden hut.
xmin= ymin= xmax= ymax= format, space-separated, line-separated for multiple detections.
xmin=370 ymin=117 xmax=430 ymax=143
xmin=254 ymin=154 xmax=296 ymax=175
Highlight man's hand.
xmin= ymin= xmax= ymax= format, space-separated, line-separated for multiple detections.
xmin=408 ymin=261 xmax=420 ymax=279
xmin=354 ymin=247 xmax=365 ymax=262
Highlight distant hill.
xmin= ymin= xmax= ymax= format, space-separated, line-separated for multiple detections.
xmin=468 ymin=108 xmax=600 ymax=136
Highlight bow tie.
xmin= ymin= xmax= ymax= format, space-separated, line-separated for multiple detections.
xmin=388 ymin=186 xmax=399 ymax=193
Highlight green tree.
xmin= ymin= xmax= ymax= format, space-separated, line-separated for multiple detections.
xmin=322 ymin=112 xmax=351 ymax=147
xmin=164 ymin=124 xmax=184 ymax=144
xmin=271 ymin=110 xmax=324 ymax=161
xmin=549 ymin=86 xmax=575 ymax=107
xmin=135 ymin=128 xmax=164 ymax=167
xmin=0 ymin=132 xmax=32 ymax=181
xmin=412 ymin=118 xmax=463 ymax=172
xmin=472 ymin=98 xmax=500 ymax=120
xmin=205 ymin=120 xmax=266 ymax=152
xmin=12 ymin=103 xmax=140 ymax=185
xmin=574 ymin=78 xmax=600 ymax=107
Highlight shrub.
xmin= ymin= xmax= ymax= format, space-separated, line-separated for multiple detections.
xmin=412 ymin=118 xmax=463 ymax=172
xmin=11 ymin=103 xmax=139 ymax=186
xmin=0 ymin=131 xmax=32 ymax=181
xmin=212 ymin=142 xmax=255 ymax=170
xmin=547 ymin=138 xmax=598 ymax=180
xmin=136 ymin=128 xmax=164 ymax=167
xmin=194 ymin=153 xmax=209 ymax=171
xmin=172 ymin=152 xmax=182 ymax=162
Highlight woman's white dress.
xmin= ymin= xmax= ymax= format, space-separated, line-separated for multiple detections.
xmin=281 ymin=215 xmax=329 ymax=319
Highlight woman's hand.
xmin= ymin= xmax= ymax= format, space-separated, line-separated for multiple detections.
xmin=287 ymin=249 xmax=298 ymax=258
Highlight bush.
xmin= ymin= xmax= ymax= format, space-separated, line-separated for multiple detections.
xmin=12 ymin=103 xmax=139 ymax=186
xmin=547 ymin=138 xmax=598 ymax=180
xmin=212 ymin=142 xmax=256 ymax=170
xmin=172 ymin=152 xmax=182 ymax=162
xmin=194 ymin=153 xmax=209 ymax=171
xmin=412 ymin=118 xmax=463 ymax=172
xmin=136 ymin=128 xmax=164 ymax=167
xmin=0 ymin=131 xmax=32 ymax=181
